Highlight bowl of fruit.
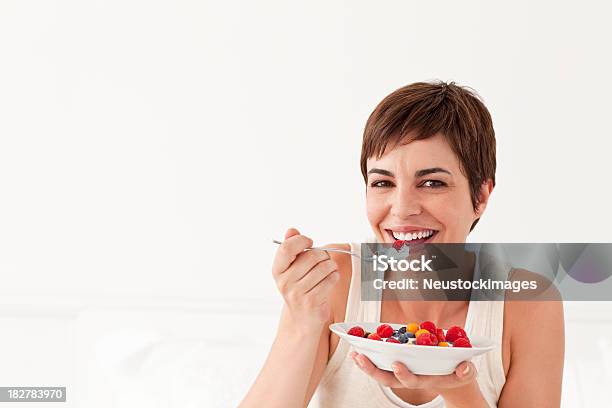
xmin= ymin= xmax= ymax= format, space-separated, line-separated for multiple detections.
xmin=330 ymin=321 xmax=494 ymax=375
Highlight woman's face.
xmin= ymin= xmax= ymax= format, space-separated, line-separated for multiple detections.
xmin=366 ymin=133 xmax=491 ymax=245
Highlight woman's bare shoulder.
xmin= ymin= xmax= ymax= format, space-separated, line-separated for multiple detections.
xmin=507 ymin=267 xmax=561 ymax=300
xmin=502 ymin=268 xmax=564 ymax=376
xmin=498 ymin=269 xmax=564 ymax=405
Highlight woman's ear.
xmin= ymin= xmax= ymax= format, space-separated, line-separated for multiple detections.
xmin=475 ymin=179 xmax=495 ymax=216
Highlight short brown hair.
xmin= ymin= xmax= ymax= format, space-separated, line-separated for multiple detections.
xmin=360 ymin=81 xmax=496 ymax=231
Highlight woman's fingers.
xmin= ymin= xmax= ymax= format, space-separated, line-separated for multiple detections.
xmin=454 ymin=361 xmax=476 ymax=380
xmin=390 ymin=362 xmax=422 ymax=388
xmin=271 ymin=231 xmax=313 ymax=277
xmin=284 ymin=249 xmax=330 ymax=283
xmin=304 ymin=268 xmax=339 ymax=303
xmin=284 ymin=228 xmax=300 ymax=240
xmin=391 ymin=360 xmax=477 ymax=389
xmin=269 ymin=228 xmax=340 ymax=327
xmin=351 ymin=353 xmax=403 ymax=387
xmin=351 ymin=353 xmax=477 ymax=390
xmin=297 ymin=257 xmax=338 ymax=293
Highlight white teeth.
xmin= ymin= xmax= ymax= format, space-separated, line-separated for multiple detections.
xmin=391 ymin=229 xmax=436 ymax=241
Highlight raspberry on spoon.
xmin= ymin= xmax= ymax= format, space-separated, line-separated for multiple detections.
xmin=392 ymin=240 xmax=405 ymax=250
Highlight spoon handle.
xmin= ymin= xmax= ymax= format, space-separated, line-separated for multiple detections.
xmin=272 ymin=239 xmax=363 ymax=259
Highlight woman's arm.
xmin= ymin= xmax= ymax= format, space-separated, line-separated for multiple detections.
xmin=238 ymin=229 xmax=341 ymax=408
xmin=497 ymin=268 xmax=565 ymax=407
xmin=238 ymin=305 xmax=332 ymax=408
xmin=498 ymin=299 xmax=564 ymax=407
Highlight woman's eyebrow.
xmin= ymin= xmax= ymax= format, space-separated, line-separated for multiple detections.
xmin=367 ymin=167 xmax=451 ymax=178
xmin=415 ymin=167 xmax=452 ymax=177
xmin=367 ymin=168 xmax=394 ymax=177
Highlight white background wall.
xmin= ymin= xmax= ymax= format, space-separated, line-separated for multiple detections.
xmin=1 ymin=1 xmax=611 ymax=407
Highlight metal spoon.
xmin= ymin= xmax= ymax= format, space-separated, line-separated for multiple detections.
xmin=272 ymin=239 xmax=376 ymax=261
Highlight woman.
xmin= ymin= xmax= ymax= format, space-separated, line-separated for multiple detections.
xmin=239 ymin=81 xmax=564 ymax=407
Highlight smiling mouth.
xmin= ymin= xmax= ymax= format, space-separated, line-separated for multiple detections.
xmin=384 ymin=229 xmax=439 ymax=245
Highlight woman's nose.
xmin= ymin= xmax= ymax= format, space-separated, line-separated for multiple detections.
xmin=390 ymin=189 xmax=422 ymax=218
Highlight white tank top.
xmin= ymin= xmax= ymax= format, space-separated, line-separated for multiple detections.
xmin=312 ymin=242 xmax=507 ymax=408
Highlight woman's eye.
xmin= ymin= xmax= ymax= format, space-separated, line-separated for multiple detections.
xmin=420 ymin=180 xmax=446 ymax=188
xmin=370 ymin=180 xmax=393 ymax=188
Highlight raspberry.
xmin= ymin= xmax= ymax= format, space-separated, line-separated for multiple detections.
xmin=420 ymin=321 xmax=436 ymax=333
xmin=445 ymin=326 xmax=467 ymax=343
xmin=367 ymin=333 xmax=382 ymax=341
xmin=406 ymin=323 xmax=419 ymax=334
xmin=386 ymin=337 xmax=400 ymax=343
xmin=429 ymin=333 xmax=439 ymax=346
xmin=376 ymin=324 xmax=394 ymax=338
xmin=392 ymin=240 xmax=405 ymax=250
xmin=435 ymin=328 xmax=446 ymax=342
xmin=347 ymin=326 xmax=365 ymax=337
xmin=416 ymin=333 xmax=434 ymax=346
xmin=452 ymin=338 xmax=472 ymax=348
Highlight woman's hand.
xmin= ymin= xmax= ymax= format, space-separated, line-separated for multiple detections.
xmin=272 ymin=228 xmax=340 ymax=331
xmin=350 ymin=351 xmax=477 ymax=392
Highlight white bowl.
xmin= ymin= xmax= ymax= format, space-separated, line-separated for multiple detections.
xmin=330 ymin=322 xmax=494 ymax=375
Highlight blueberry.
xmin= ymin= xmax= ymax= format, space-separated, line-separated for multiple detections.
xmin=397 ymin=333 xmax=409 ymax=343
xmin=392 ymin=330 xmax=398 ymax=337
xmin=397 ymin=327 xmax=407 ymax=335
xmin=406 ymin=332 xmax=415 ymax=338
